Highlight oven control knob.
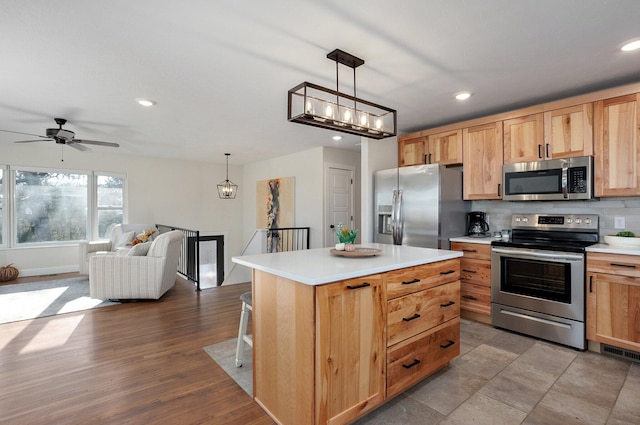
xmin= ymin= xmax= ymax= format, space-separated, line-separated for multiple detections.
xmin=567 ymin=218 xmax=573 ymax=223
xmin=515 ymin=217 xmax=521 ymax=222
xmin=576 ymin=218 xmax=582 ymax=224
xmin=585 ymin=218 xmax=592 ymax=224
xmin=522 ymin=217 xmax=528 ymax=223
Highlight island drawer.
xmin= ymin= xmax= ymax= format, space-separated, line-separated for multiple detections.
xmin=460 ymin=257 xmax=491 ymax=287
xmin=386 ymin=318 xmax=460 ymax=398
xmin=386 ymin=259 xmax=460 ymax=300
xmin=387 ymin=281 xmax=460 ymax=346
xmin=451 ymin=242 xmax=491 ymax=260
xmin=587 ymin=252 xmax=640 ymax=278
xmin=460 ymin=282 xmax=491 ymax=315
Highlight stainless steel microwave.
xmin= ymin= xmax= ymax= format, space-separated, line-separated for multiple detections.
xmin=502 ymin=156 xmax=593 ymax=201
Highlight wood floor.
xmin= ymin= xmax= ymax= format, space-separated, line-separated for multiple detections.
xmin=0 ymin=274 xmax=274 ymax=425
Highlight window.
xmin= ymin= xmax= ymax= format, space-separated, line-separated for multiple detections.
xmin=96 ymin=174 xmax=125 ymax=238
xmin=14 ymin=169 xmax=89 ymax=244
xmin=3 ymin=167 xmax=126 ymax=247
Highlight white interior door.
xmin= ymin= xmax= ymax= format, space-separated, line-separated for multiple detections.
xmin=325 ymin=165 xmax=355 ymax=247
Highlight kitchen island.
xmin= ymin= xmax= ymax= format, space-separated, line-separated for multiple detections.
xmin=233 ymin=243 xmax=463 ymax=425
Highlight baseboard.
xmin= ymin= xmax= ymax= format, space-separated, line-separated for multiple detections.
xmin=18 ymin=265 xmax=80 ymax=278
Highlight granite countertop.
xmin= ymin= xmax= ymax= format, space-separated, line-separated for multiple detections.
xmin=232 ymin=243 xmax=463 ymax=285
xmin=586 ymin=243 xmax=640 ymax=256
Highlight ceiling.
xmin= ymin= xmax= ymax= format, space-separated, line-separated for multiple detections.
xmin=1 ymin=1 xmax=639 ymax=166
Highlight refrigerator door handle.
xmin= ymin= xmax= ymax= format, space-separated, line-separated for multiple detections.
xmin=394 ymin=190 xmax=404 ymax=244
xmin=391 ymin=190 xmax=398 ymax=243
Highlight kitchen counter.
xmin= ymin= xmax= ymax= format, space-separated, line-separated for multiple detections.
xmin=449 ymin=235 xmax=496 ymax=245
xmin=232 ymin=243 xmax=462 ymax=285
xmin=586 ymin=243 xmax=640 ymax=256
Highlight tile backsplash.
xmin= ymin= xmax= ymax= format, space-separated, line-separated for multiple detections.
xmin=471 ymin=197 xmax=640 ymax=240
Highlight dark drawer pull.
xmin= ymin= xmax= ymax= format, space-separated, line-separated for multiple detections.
xmin=402 ymin=278 xmax=420 ymax=285
xmin=611 ymin=263 xmax=637 ymax=269
xmin=462 ymin=295 xmax=477 ymax=300
xmin=402 ymin=358 xmax=421 ymax=369
xmin=462 ymin=269 xmax=477 ymax=273
xmin=440 ymin=300 xmax=455 ymax=307
xmin=440 ymin=270 xmax=455 ymax=275
xmin=440 ymin=340 xmax=455 ymax=349
xmin=462 ymin=249 xmax=477 ymax=253
xmin=402 ymin=313 xmax=421 ymax=322
xmin=346 ymin=282 xmax=371 ymax=290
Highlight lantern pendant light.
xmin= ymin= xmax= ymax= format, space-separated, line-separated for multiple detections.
xmin=217 ymin=153 xmax=238 ymax=199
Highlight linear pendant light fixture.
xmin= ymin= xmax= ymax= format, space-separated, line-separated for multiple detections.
xmin=287 ymin=49 xmax=397 ymax=139
xmin=217 ymin=153 xmax=238 ymax=199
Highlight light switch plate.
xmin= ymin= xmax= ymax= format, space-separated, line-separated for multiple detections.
xmin=614 ymin=216 xmax=626 ymax=229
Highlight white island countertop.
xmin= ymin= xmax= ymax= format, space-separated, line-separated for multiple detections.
xmin=232 ymin=243 xmax=463 ymax=285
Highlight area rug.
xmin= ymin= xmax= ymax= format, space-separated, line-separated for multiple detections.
xmin=0 ymin=276 xmax=119 ymax=324
xmin=203 ymin=338 xmax=253 ymax=396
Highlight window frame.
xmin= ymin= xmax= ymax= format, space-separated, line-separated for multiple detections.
xmin=92 ymin=171 xmax=128 ymax=240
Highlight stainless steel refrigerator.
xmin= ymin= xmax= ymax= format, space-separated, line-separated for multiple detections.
xmin=374 ymin=164 xmax=468 ymax=249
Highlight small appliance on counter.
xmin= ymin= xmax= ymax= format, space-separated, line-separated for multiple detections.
xmin=466 ymin=211 xmax=490 ymax=237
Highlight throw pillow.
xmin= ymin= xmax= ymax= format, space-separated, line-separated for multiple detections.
xmin=115 ymin=230 xmax=136 ymax=248
xmin=126 ymin=242 xmax=151 ymax=256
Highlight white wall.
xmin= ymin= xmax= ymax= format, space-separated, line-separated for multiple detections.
xmin=0 ymin=144 xmax=244 ymax=276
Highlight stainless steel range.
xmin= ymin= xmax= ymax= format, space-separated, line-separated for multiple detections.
xmin=491 ymin=213 xmax=599 ymax=350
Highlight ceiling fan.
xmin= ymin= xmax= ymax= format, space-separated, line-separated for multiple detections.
xmin=0 ymin=117 xmax=120 ymax=152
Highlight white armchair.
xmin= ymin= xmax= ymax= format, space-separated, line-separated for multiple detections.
xmin=89 ymin=230 xmax=184 ymax=300
xmin=78 ymin=223 xmax=157 ymax=275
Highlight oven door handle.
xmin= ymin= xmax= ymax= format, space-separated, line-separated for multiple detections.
xmin=562 ymin=162 xmax=569 ymax=199
xmin=491 ymin=247 xmax=583 ymax=261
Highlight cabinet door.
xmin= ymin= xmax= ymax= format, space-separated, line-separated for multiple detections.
xmin=587 ymin=272 xmax=640 ymax=352
xmin=316 ymin=275 xmax=386 ymax=425
xmin=594 ymin=94 xmax=640 ymax=197
xmin=427 ymin=129 xmax=463 ymax=165
xmin=544 ymin=103 xmax=594 ymax=159
xmin=503 ymin=113 xmax=544 ymax=163
xmin=462 ymin=122 xmax=503 ymax=200
xmin=398 ymin=136 xmax=427 ymax=167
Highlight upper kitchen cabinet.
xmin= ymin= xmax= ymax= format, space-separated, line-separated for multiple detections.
xmin=503 ymin=113 xmax=544 ymax=163
xmin=398 ymin=135 xmax=427 ymax=167
xmin=427 ymin=129 xmax=463 ymax=166
xmin=463 ymin=122 xmax=503 ymax=200
xmin=544 ymin=103 xmax=594 ymax=159
xmin=398 ymin=130 xmax=462 ymax=167
xmin=594 ymin=93 xmax=640 ymax=197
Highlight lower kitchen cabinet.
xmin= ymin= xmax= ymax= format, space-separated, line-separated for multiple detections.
xmin=451 ymin=242 xmax=492 ymax=324
xmin=587 ymin=252 xmax=640 ymax=352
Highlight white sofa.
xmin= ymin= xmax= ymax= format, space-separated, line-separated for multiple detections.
xmin=78 ymin=223 xmax=157 ymax=275
xmin=89 ymin=230 xmax=184 ymax=300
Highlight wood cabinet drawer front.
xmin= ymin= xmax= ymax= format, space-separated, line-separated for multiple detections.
xmin=386 ymin=259 xmax=460 ymax=300
xmin=460 ymin=282 xmax=491 ymax=315
xmin=588 ymin=253 xmax=640 ymax=278
xmin=387 ymin=281 xmax=460 ymax=346
xmin=451 ymin=242 xmax=491 ymax=260
xmin=460 ymin=258 xmax=491 ymax=286
xmin=387 ymin=318 xmax=460 ymax=398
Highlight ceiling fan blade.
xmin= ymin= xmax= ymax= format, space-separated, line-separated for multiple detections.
xmin=0 ymin=129 xmax=48 ymax=138
xmin=74 ymin=139 xmax=120 ymax=148
xmin=14 ymin=139 xmax=54 ymax=143
xmin=67 ymin=141 xmax=90 ymax=151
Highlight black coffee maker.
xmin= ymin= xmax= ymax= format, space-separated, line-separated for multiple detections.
xmin=466 ymin=211 xmax=490 ymax=237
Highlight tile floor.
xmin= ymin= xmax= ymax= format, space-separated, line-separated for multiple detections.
xmin=355 ymin=319 xmax=640 ymax=425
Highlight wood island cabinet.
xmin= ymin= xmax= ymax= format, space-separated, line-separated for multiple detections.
xmin=450 ymin=242 xmax=491 ymax=324
xmin=251 ymin=256 xmax=461 ymax=425
xmin=594 ymin=93 xmax=640 ymax=197
xmin=462 ymin=122 xmax=503 ymax=200
xmin=587 ymin=252 xmax=640 ymax=353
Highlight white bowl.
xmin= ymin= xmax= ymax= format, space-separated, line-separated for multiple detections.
xmin=603 ymin=235 xmax=640 ymax=248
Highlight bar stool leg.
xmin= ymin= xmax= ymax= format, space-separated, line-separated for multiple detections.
xmin=235 ymin=300 xmax=252 ymax=367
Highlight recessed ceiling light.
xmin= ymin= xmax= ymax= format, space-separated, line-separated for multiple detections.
xmin=454 ymin=91 xmax=473 ymax=101
xmin=621 ymin=39 xmax=640 ymax=52
xmin=332 ymin=135 xmax=342 ymax=141
xmin=135 ymin=98 xmax=156 ymax=107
